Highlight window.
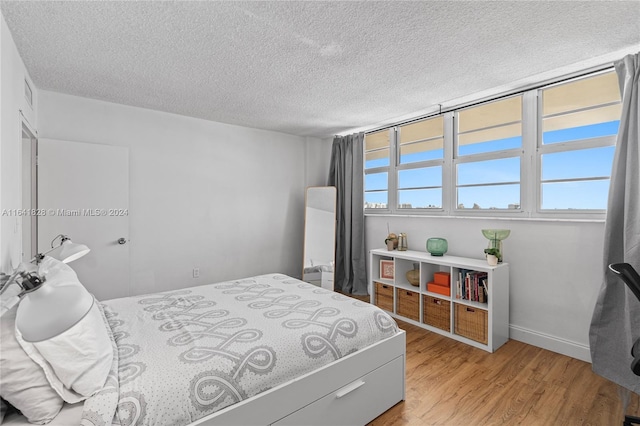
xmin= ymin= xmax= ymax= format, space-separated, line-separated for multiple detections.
xmin=538 ymin=71 xmax=621 ymax=212
xmin=397 ymin=117 xmax=444 ymax=210
xmin=364 ymin=129 xmax=391 ymax=209
xmin=457 ymin=96 xmax=522 ymax=156
xmin=455 ymin=96 xmax=522 ymax=210
xmin=364 ymin=69 xmax=620 ymax=218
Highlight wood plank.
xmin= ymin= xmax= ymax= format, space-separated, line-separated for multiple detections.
xmin=364 ymin=318 xmax=640 ymax=425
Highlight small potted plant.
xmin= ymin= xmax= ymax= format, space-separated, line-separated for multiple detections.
xmin=385 ymin=233 xmax=398 ymax=251
xmin=484 ymin=247 xmax=501 ymax=266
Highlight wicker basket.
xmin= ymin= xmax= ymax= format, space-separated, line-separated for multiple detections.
xmin=375 ymin=282 xmax=394 ymax=312
xmin=454 ymin=304 xmax=488 ymax=344
xmin=423 ymin=295 xmax=450 ymax=331
xmin=397 ymin=289 xmax=420 ymax=321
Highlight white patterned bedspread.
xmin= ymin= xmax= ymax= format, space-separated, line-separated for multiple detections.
xmin=81 ymin=274 xmax=399 ymax=426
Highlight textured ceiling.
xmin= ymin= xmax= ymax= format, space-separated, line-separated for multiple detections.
xmin=1 ymin=1 xmax=639 ymax=138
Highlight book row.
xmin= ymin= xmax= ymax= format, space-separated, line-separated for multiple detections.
xmin=456 ymin=269 xmax=488 ymax=303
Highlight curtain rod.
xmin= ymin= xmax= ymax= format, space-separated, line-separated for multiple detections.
xmin=362 ymin=63 xmax=616 ymax=136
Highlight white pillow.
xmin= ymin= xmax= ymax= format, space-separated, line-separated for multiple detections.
xmin=17 ymin=300 xmax=112 ymax=403
xmin=15 ymin=257 xmax=113 ymax=403
xmin=0 ymin=303 xmax=64 ymax=424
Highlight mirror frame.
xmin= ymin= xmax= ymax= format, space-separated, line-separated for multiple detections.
xmin=302 ymin=186 xmax=336 ymax=290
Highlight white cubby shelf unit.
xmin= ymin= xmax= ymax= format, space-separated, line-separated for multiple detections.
xmin=369 ymin=248 xmax=509 ymax=353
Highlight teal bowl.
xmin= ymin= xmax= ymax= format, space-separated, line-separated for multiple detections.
xmin=427 ymin=238 xmax=448 ymax=256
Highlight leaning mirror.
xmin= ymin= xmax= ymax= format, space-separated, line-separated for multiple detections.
xmin=302 ymin=186 xmax=336 ymax=290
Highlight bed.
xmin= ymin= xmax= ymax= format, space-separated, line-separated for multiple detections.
xmin=2 ymin=273 xmax=405 ymax=425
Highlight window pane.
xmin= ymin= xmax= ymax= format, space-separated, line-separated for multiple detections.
xmin=398 ymin=166 xmax=442 ymax=189
xmin=543 ymin=119 xmax=620 ymax=144
xmin=365 ymin=129 xmax=390 ymax=150
xmin=537 ymin=71 xmax=618 ymax=212
xmin=400 ymin=117 xmax=443 ymax=143
xmin=543 ymin=72 xmax=620 ymax=116
xmin=399 ymin=117 xmax=444 ymax=164
xmin=542 ymin=180 xmax=609 ymax=210
xmin=458 ymin=134 xmax=522 ymax=156
xmin=399 ymin=189 xmax=442 ymax=209
xmin=458 ymin=96 xmax=522 ymax=133
xmin=365 ymin=191 xmax=387 ymax=209
xmin=458 ymin=96 xmax=522 ymax=155
xmin=365 ymin=172 xmax=387 ymax=191
xmin=541 ymin=71 xmax=621 ymax=145
xmin=457 ymin=157 xmax=520 ymax=186
xmin=365 ymin=130 xmax=390 ymax=169
xmin=457 ymin=184 xmax=520 ymax=210
xmin=400 ymin=139 xmax=443 ymax=163
xmin=542 ymin=147 xmax=615 ymax=181
xmin=366 ymin=148 xmax=390 ymax=168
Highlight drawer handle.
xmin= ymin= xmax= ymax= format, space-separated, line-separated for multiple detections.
xmin=466 ymin=307 xmax=475 ymax=313
xmin=382 ymin=285 xmax=389 ymax=289
xmin=335 ymin=380 xmax=365 ymax=398
xmin=433 ymin=300 xmax=441 ymax=305
xmin=406 ymin=291 xmax=412 ymax=296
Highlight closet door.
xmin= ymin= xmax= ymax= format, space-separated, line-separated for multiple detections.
xmin=38 ymin=138 xmax=130 ymax=300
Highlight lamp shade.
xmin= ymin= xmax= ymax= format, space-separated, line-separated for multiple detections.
xmin=15 ymin=256 xmax=93 ymax=342
xmin=48 ymin=239 xmax=90 ymax=264
xmin=16 ymin=282 xmax=93 ymax=342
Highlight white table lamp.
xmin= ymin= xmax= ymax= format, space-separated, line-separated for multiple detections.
xmin=0 ymin=234 xmax=92 ymax=342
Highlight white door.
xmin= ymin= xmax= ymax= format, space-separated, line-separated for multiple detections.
xmin=38 ymin=139 xmax=129 ymax=301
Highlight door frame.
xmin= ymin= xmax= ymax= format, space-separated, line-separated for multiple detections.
xmin=21 ymin=120 xmax=38 ymax=260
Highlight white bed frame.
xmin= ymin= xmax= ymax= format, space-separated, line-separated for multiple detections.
xmin=196 ymin=329 xmax=406 ymax=425
xmin=4 ymin=331 xmax=405 ymax=426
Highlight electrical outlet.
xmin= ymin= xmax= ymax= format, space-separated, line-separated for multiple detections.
xmin=192 ymin=268 xmax=200 ymax=278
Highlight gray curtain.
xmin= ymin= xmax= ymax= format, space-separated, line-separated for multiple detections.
xmin=328 ymin=133 xmax=367 ymax=295
xmin=590 ymin=52 xmax=640 ymax=392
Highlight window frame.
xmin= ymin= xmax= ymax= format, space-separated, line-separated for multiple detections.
xmin=363 ymin=69 xmax=619 ymax=220
xmin=396 ymin=115 xmax=447 ymax=213
xmin=452 ymin=94 xmax=525 ymax=216
xmin=535 ymin=72 xmax=619 ymax=217
xmin=364 ymin=128 xmax=393 ymax=212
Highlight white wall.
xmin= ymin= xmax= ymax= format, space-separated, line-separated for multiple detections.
xmin=37 ymin=90 xmax=328 ymax=296
xmin=366 ymin=215 xmax=605 ymax=361
xmin=0 ymin=12 xmax=37 ymax=273
xmin=305 ymin=136 xmax=332 ymax=186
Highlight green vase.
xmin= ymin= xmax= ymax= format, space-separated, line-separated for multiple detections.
xmin=426 ymin=238 xmax=448 ymax=256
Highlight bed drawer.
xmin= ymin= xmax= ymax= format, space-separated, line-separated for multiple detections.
xmin=272 ymin=355 xmax=404 ymax=426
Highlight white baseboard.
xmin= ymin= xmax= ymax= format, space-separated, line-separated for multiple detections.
xmin=509 ymin=325 xmax=591 ymax=363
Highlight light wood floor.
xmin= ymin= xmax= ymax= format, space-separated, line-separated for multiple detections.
xmin=368 ymin=319 xmax=640 ymax=426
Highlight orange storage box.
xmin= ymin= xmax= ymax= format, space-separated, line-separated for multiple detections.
xmin=434 ymin=271 xmax=451 ymax=286
xmin=427 ymin=282 xmax=450 ymax=296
